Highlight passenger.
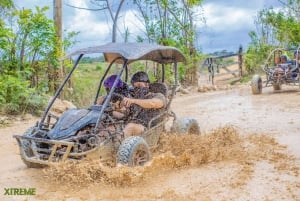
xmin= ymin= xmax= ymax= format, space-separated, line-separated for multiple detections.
xmin=291 ymin=51 xmax=300 ymax=79
xmin=97 ymin=74 xmax=124 ymax=105
xmin=292 ymin=50 xmax=300 ymax=65
xmin=122 ymin=71 xmax=167 ymax=138
xmin=97 ymin=74 xmax=128 ymax=119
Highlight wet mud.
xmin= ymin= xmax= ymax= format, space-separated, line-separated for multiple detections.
xmin=0 ymin=84 xmax=299 ymax=201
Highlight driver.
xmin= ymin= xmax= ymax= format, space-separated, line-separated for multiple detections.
xmin=121 ymin=71 xmax=167 ymax=138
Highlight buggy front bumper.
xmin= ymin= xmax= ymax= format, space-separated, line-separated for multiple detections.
xmin=13 ymin=135 xmax=99 ymax=165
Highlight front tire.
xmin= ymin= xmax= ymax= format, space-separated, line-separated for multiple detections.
xmin=251 ymin=75 xmax=262 ymax=94
xmin=117 ymin=136 xmax=150 ymax=167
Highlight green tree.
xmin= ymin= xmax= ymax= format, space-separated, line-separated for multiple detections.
xmin=0 ymin=0 xmax=14 ymax=13
xmin=245 ymin=0 xmax=300 ymax=73
xmin=1 ymin=7 xmax=57 ymax=75
xmin=0 ymin=6 xmax=77 ymax=114
xmin=133 ymin=0 xmax=204 ymax=84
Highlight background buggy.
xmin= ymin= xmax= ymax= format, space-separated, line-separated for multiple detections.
xmin=251 ymin=46 xmax=300 ymax=94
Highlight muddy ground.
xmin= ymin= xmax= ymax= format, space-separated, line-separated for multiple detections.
xmin=0 ymin=84 xmax=299 ymax=201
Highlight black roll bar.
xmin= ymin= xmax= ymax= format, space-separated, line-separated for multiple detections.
xmin=39 ymin=54 xmax=84 ymax=129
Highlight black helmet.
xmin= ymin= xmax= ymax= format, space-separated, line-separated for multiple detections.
xmin=280 ymin=55 xmax=288 ymax=60
xmin=131 ymin=71 xmax=150 ymax=85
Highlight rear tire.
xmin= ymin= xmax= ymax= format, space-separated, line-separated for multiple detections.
xmin=171 ymin=118 xmax=200 ymax=135
xmin=117 ymin=136 xmax=150 ymax=167
xmin=251 ymin=75 xmax=262 ymax=94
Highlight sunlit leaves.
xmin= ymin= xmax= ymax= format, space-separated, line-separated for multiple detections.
xmin=245 ymin=0 xmax=300 ymax=73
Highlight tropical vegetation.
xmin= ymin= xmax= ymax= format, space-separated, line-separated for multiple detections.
xmin=0 ymin=0 xmax=299 ymax=115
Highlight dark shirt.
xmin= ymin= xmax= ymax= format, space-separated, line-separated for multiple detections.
xmin=130 ymin=92 xmax=166 ymax=127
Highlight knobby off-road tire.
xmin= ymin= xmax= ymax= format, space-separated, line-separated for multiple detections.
xmin=251 ymin=74 xmax=262 ymax=94
xmin=171 ymin=118 xmax=201 ymax=135
xmin=117 ymin=136 xmax=150 ymax=167
xmin=20 ymin=127 xmax=44 ymax=168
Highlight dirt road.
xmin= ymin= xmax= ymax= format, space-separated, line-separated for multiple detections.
xmin=0 ymin=84 xmax=299 ymax=201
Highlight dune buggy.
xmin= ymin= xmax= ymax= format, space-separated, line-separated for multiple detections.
xmin=251 ymin=46 xmax=300 ymax=94
xmin=14 ymin=42 xmax=200 ymax=168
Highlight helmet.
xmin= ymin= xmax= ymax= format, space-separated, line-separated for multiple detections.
xmin=280 ymin=55 xmax=288 ymax=60
xmin=130 ymin=71 xmax=150 ymax=85
xmin=104 ymin=75 xmax=123 ymax=90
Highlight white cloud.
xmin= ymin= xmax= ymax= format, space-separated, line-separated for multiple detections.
xmin=200 ymin=3 xmax=256 ymax=32
xmin=64 ymin=0 xmax=111 ymax=44
xmin=122 ymin=9 xmax=145 ymax=40
xmin=13 ymin=0 xmax=284 ymax=53
xmin=196 ymin=0 xmax=282 ymax=53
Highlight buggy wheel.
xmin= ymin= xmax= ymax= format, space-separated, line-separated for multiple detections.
xmin=251 ymin=75 xmax=262 ymax=94
xmin=117 ymin=136 xmax=150 ymax=167
xmin=20 ymin=127 xmax=45 ymax=168
xmin=171 ymin=118 xmax=200 ymax=135
xmin=273 ymin=83 xmax=281 ymax=91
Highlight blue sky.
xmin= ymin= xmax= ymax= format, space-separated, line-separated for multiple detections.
xmin=14 ymin=0 xmax=282 ymax=54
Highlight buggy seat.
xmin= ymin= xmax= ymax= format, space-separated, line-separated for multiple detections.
xmin=149 ymin=82 xmax=168 ymax=97
xmin=144 ymin=82 xmax=169 ymax=129
xmin=142 ymin=82 xmax=169 ymax=148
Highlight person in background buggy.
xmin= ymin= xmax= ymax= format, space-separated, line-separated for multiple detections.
xmin=290 ymin=50 xmax=300 ymax=66
xmin=274 ymin=55 xmax=293 ymax=74
xmin=291 ymin=51 xmax=300 ymax=80
xmin=274 ymin=53 xmax=300 ymax=80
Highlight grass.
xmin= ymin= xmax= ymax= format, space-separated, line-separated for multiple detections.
xmin=70 ymin=62 xmax=107 ymax=108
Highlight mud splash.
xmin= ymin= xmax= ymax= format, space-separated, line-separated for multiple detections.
xmin=44 ymin=126 xmax=298 ymax=189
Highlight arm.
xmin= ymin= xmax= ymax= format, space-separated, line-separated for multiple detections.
xmin=97 ymin=96 xmax=106 ymax=105
xmin=112 ymin=111 xmax=125 ymax=119
xmin=122 ymin=97 xmax=164 ymax=109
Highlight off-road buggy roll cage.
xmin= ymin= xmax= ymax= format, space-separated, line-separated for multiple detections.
xmin=251 ymin=45 xmax=300 ymax=94
xmin=41 ymin=43 xmax=185 ymax=130
xmin=14 ymin=42 xmax=190 ymax=167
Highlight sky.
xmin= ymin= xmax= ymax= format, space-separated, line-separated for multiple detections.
xmin=13 ymin=0 xmax=282 ymax=54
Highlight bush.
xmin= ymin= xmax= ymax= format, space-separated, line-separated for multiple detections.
xmin=23 ymin=93 xmax=48 ymax=115
xmin=0 ymin=75 xmax=47 ymax=115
